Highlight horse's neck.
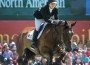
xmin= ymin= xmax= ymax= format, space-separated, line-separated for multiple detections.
xmin=39 ymin=25 xmax=57 ymax=43
xmin=43 ymin=24 xmax=63 ymax=36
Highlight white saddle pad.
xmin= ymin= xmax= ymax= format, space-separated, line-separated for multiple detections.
xmin=27 ymin=30 xmax=34 ymax=40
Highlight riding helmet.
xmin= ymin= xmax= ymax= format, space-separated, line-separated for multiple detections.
xmin=48 ymin=0 xmax=57 ymax=4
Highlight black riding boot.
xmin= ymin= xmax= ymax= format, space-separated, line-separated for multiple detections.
xmin=30 ymin=29 xmax=38 ymax=49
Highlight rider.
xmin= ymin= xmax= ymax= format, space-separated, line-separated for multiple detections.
xmin=30 ymin=0 xmax=58 ymax=49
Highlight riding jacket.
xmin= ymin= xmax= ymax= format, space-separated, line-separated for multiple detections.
xmin=33 ymin=4 xmax=58 ymax=23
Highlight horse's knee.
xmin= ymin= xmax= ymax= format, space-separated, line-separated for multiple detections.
xmin=59 ymin=52 xmax=66 ymax=60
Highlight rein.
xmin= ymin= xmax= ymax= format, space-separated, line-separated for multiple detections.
xmin=49 ymin=23 xmax=65 ymax=51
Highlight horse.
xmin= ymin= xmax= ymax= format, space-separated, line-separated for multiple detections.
xmin=16 ymin=20 xmax=76 ymax=65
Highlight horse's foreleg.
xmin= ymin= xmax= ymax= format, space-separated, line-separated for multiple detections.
xmin=48 ymin=50 xmax=53 ymax=65
xmin=59 ymin=52 xmax=66 ymax=60
xmin=58 ymin=52 xmax=66 ymax=65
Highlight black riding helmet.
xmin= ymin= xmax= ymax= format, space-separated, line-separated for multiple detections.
xmin=48 ymin=0 xmax=57 ymax=4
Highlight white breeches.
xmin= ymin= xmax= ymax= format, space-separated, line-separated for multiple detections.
xmin=35 ymin=18 xmax=44 ymax=31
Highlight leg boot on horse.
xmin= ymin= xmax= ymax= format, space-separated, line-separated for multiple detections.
xmin=30 ymin=29 xmax=38 ymax=49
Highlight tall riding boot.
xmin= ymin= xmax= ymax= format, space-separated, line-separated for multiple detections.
xmin=30 ymin=29 xmax=38 ymax=49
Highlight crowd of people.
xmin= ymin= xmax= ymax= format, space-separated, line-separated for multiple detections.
xmin=62 ymin=40 xmax=90 ymax=65
xmin=27 ymin=40 xmax=90 ymax=65
xmin=0 ymin=40 xmax=17 ymax=65
xmin=0 ymin=40 xmax=90 ymax=65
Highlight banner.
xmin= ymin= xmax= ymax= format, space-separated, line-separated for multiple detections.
xmin=0 ymin=0 xmax=65 ymax=8
xmin=0 ymin=20 xmax=90 ymax=44
xmin=86 ymin=0 xmax=90 ymax=15
xmin=0 ymin=0 xmax=87 ymax=20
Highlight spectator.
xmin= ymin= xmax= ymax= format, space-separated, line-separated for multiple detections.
xmin=41 ymin=57 xmax=48 ymax=65
xmin=0 ymin=45 xmax=2 ymax=55
xmin=75 ymin=51 xmax=82 ymax=65
xmin=85 ymin=48 xmax=90 ymax=57
xmin=72 ymin=49 xmax=78 ymax=65
xmin=9 ymin=40 xmax=17 ymax=54
xmin=28 ymin=60 xmax=33 ymax=65
xmin=33 ymin=55 xmax=42 ymax=65
xmin=11 ymin=44 xmax=17 ymax=54
xmin=3 ymin=42 xmax=8 ymax=52
xmin=3 ymin=46 xmax=13 ymax=65
xmin=83 ymin=45 xmax=87 ymax=52
xmin=12 ymin=53 xmax=18 ymax=65
xmin=86 ymin=40 xmax=90 ymax=48
xmin=89 ymin=57 xmax=90 ymax=65
xmin=81 ymin=52 xmax=89 ymax=65
xmin=65 ymin=52 xmax=72 ymax=65
xmin=0 ymin=45 xmax=4 ymax=64
xmin=77 ymin=41 xmax=83 ymax=50
xmin=9 ymin=40 xmax=16 ymax=49
xmin=71 ymin=42 xmax=78 ymax=52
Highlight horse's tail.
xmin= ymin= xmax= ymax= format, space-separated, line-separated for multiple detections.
xmin=18 ymin=33 xmax=24 ymax=43
xmin=16 ymin=32 xmax=26 ymax=57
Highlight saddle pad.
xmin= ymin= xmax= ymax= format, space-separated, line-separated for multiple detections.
xmin=27 ymin=30 xmax=34 ymax=40
xmin=27 ymin=29 xmax=43 ymax=40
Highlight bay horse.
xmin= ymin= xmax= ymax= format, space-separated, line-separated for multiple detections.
xmin=16 ymin=20 xmax=76 ymax=65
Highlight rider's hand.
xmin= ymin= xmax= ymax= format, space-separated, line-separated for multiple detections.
xmin=49 ymin=19 xmax=60 ymax=24
xmin=47 ymin=20 xmax=51 ymax=24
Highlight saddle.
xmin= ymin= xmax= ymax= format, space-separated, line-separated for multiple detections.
xmin=27 ymin=20 xmax=65 ymax=40
xmin=27 ymin=22 xmax=47 ymax=40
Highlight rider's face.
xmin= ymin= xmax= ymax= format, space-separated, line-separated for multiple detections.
xmin=49 ymin=3 xmax=56 ymax=9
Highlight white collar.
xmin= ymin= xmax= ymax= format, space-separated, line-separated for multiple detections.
xmin=49 ymin=7 xmax=53 ymax=13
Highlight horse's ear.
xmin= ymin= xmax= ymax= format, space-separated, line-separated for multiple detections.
xmin=64 ymin=20 xmax=69 ymax=27
xmin=71 ymin=21 xmax=77 ymax=27
xmin=64 ymin=20 xmax=67 ymax=26
xmin=64 ymin=20 xmax=69 ymax=29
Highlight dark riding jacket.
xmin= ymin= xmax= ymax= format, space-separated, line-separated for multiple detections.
xmin=33 ymin=4 xmax=58 ymax=23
